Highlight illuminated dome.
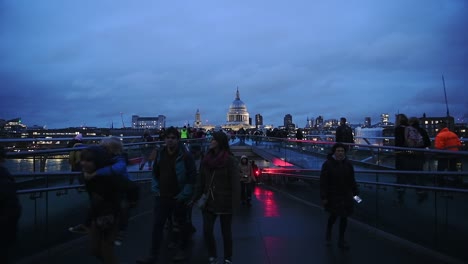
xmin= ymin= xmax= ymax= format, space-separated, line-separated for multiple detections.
xmin=225 ymin=88 xmax=251 ymax=130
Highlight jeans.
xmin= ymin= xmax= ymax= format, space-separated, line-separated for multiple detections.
xmin=203 ymin=211 xmax=233 ymax=260
xmin=240 ymin=182 xmax=252 ymax=202
xmin=150 ymin=196 xmax=189 ymax=256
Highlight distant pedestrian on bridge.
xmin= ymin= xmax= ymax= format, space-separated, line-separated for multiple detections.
xmin=320 ymin=143 xmax=359 ymax=250
xmin=239 ymin=155 xmax=256 ymax=206
xmin=335 ymin=117 xmax=354 ymax=151
xmin=139 ymin=129 xmax=154 ymax=171
xmin=68 ymin=133 xmax=85 ymax=184
xmin=0 ymin=146 xmax=22 ymax=264
xmin=435 ymin=122 xmax=462 ymax=186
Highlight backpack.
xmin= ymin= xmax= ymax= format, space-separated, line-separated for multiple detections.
xmin=404 ymin=126 xmax=424 ymax=147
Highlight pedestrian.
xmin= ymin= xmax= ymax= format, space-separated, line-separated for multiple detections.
xmin=320 ymin=143 xmax=359 ymax=250
xmin=140 ymin=129 xmax=154 ymax=171
xmin=137 ymin=126 xmax=196 ymax=264
xmin=435 ymin=122 xmax=462 ymax=186
xmin=69 ymin=133 xmax=85 ymax=184
xmin=239 ymin=155 xmax=256 ymax=206
xmin=335 ymin=117 xmax=354 ymax=151
xmin=0 ymin=146 xmax=22 ymax=264
xmin=80 ymin=145 xmax=134 ymax=264
xmin=192 ymin=131 xmax=240 ymax=264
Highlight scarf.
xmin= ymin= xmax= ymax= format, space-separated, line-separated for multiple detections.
xmin=202 ymin=150 xmax=229 ymax=169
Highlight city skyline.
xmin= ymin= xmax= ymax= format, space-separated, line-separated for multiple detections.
xmin=1 ymin=1 xmax=467 ymax=128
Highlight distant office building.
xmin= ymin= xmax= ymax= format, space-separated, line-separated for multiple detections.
xmin=420 ymin=114 xmax=455 ymax=138
xmin=324 ymin=119 xmax=338 ymax=128
xmin=284 ymin=114 xmax=296 ymax=130
xmin=224 ymin=88 xmax=252 ymax=130
xmin=193 ymin=109 xmax=202 ymax=128
xmin=255 ymin=114 xmax=263 ymax=129
xmin=315 ymin=116 xmax=324 ymax=128
xmin=364 ymin=117 xmax=371 ymax=127
xmin=2 ymin=118 xmax=27 ymax=133
xmin=305 ymin=117 xmax=314 ymax=128
xmin=381 ymin=114 xmax=390 ymax=125
xmin=284 ymin=114 xmax=293 ymax=127
xmin=132 ymin=115 xmax=166 ymax=129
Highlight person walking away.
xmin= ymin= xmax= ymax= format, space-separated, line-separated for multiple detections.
xmin=69 ymin=133 xmax=85 ymax=184
xmin=140 ymin=129 xmax=155 ymax=170
xmin=239 ymin=155 xmax=256 ymax=206
xmin=406 ymin=117 xmax=431 ymax=182
xmin=0 ymin=146 xmax=22 ymax=264
xmin=81 ymin=145 xmax=134 ymax=264
xmin=435 ymin=122 xmax=462 ymax=186
xmin=320 ymin=143 xmax=359 ymax=250
xmin=180 ymin=126 xmax=189 ymax=140
xmin=192 ymin=131 xmax=240 ymax=264
xmin=250 ymin=160 xmax=260 ymax=184
xmin=137 ymin=126 xmax=196 ymax=264
xmin=335 ymin=118 xmax=354 ymax=151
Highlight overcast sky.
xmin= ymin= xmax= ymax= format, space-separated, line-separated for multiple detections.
xmin=1 ymin=0 xmax=467 ymax=129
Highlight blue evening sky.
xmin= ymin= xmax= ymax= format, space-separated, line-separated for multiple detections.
xmin=1 ymin=0 xmax=467 ymax=128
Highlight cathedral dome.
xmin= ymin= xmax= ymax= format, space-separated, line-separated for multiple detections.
xmin=229 ymin=98 xmax=247 ymax=112
xmin=225 ymin=88 xmax=251 ymax=130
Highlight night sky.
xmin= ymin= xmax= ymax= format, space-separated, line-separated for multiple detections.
xmin=1 ymin=0 xmax=467 ymax=128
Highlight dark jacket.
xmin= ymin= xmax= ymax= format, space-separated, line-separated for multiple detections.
xmin=84 ymin=148 xmax=135 ymax=219
xmin=413 ymin=125 xmax=431 ymax=148
xmin=152 ymin=144 xmax=196 ymax=202
xmin=320 ymin=154 xmax=358 ymax=217
xmin=194 ymin=154 xmax=240 ymax=214
xmin=394 ymin=125 xmax=406 ymax=147
xmin=336 ymin=125 xmax=354 ymax=144
xmin=0 ymin=165 xmax=21 ymax=241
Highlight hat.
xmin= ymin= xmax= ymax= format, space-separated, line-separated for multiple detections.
xmin=74 ymin=134 xmax=83 ymax=141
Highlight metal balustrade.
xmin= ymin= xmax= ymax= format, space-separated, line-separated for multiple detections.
xmin=3 ymin=135 xmax=467 ymax=263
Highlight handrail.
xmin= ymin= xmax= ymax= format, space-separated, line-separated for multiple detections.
xmin=16 ymin=177 xmax=152 ymax=195
xmin=261 ymin=170 xmax=468 ymax=194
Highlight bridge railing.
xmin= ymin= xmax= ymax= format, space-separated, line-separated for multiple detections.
xmin=2 ymin=137 xmax=210 ymax=263
xmin=5 ymin=135 xmax=466 ymax=263
xmin=250 ymin=135 xmax=467 ymax=188
xmin=260 ymin=168 xmax=468 ymax=263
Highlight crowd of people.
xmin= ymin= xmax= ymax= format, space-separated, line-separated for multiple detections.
xmin=1 ymin=118 xmax=463 ymax=263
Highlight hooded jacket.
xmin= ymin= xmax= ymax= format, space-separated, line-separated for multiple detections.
xmin=239 ymin=155 xmax=255 ymax=183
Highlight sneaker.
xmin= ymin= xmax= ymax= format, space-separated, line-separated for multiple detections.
xmin=224 ymin=260 xmax=232 ymax=264
xmin=68 ymin=224 xmax=88 ymax=234
xmin=208 ymin=257 xmax=218 ymax=264
xmin=114 ymin=231 xmax=125 ymax=246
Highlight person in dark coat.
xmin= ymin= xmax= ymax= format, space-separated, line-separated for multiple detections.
xmin=320 ymin=143 xmax=359 ymax=250
xmin=192 ymin=131 xmax=240 ymax=264
xmin=0 ymin=146 xmax=21 ymax=264
xmin=81 ymin=145 xmax=134 ymax=264
xmin=335 ymin=117 xmax=354 ymax=151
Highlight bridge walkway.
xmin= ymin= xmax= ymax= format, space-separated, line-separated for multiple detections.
xmin=18 ymin=183 xmax=445 ymax=264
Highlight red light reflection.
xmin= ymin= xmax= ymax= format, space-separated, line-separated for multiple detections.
xmin=254 ymin=188 xmax=279 ymax=217
xmin=270 ymin=157 xmax=294 ymax=167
